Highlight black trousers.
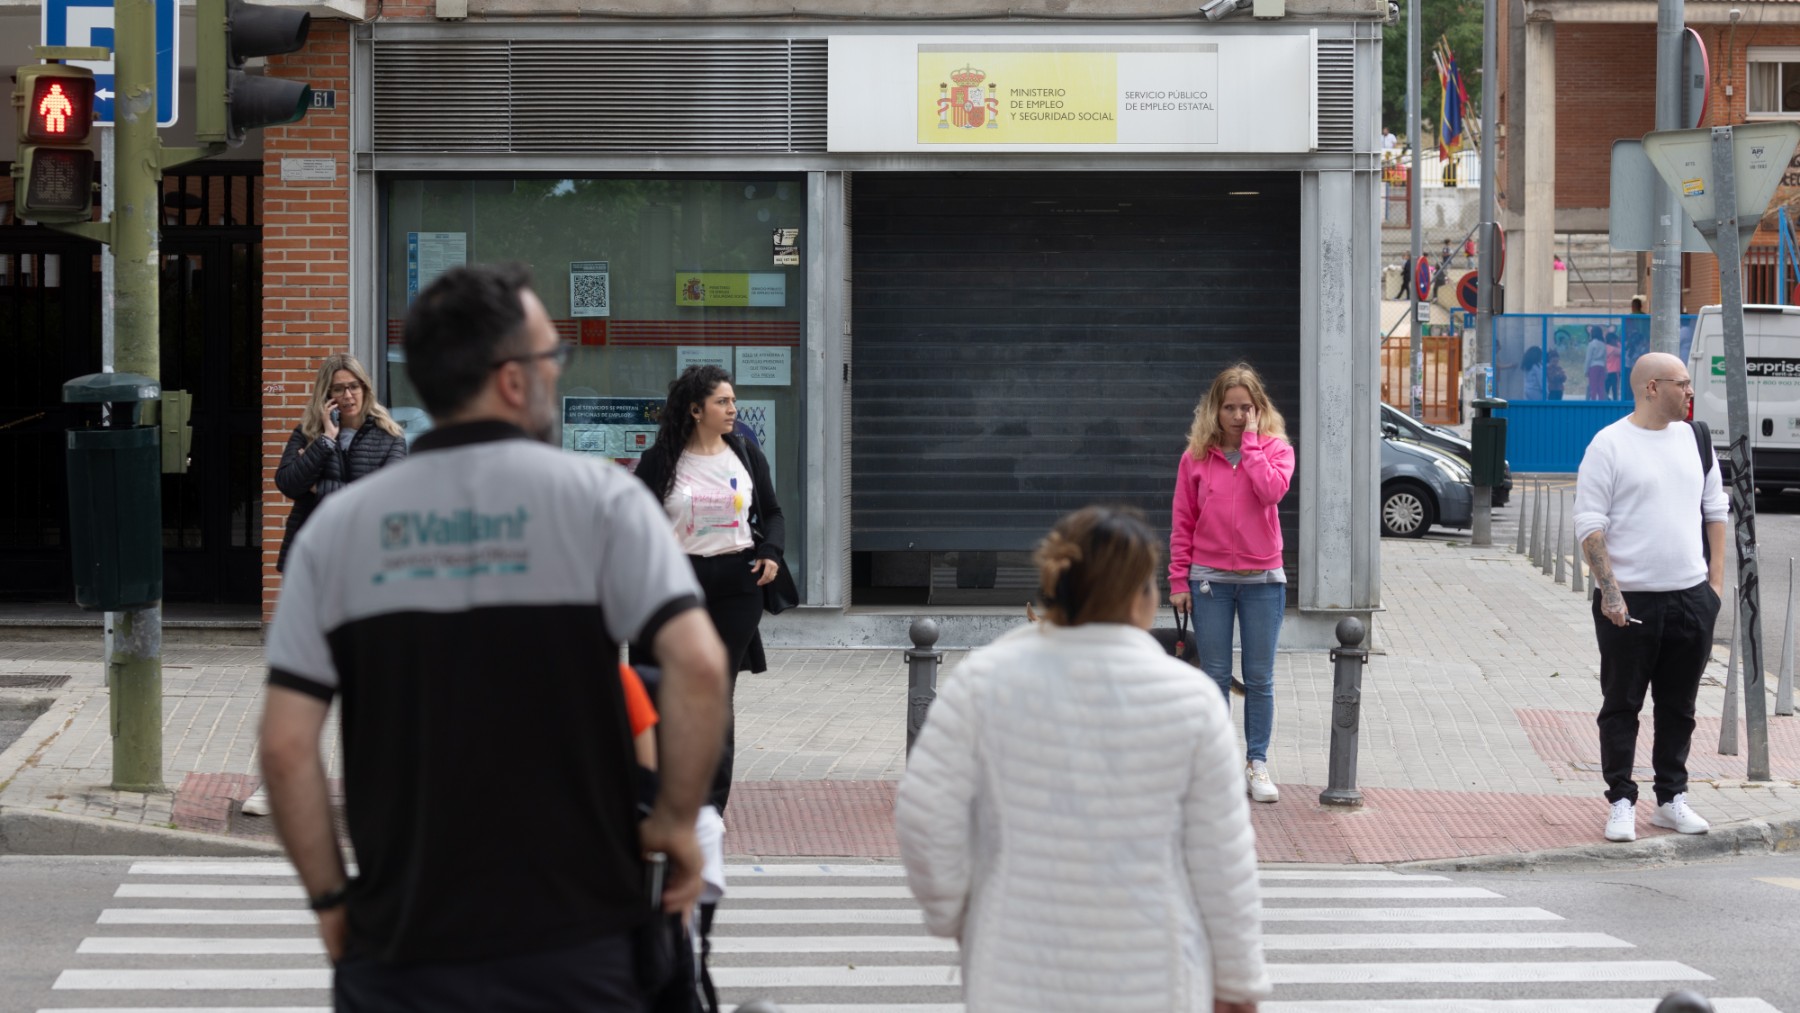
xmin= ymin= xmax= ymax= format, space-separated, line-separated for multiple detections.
xmin=690 ymin=548 xmax=764 ymax=813
xmin=333 ymin=932 xmax=642 ymax=1012
xmin=1592 ymin=581 xmax=1720 ymax=805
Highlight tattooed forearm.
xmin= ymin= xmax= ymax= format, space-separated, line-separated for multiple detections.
xmin=1582 ymin=531 xmax=1622 ymax=608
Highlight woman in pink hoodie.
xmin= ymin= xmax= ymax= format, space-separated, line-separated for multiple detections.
xmin=1168 ymin=363 xmax=1296 ymax=804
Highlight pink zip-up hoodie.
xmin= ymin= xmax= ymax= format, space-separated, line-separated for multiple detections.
xmin=1168 ymin=430 xmax=1296 ymax=594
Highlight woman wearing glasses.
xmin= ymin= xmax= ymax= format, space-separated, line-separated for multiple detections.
xmin=633 ymin=364 xmax=790 ymax=814
xmin=249 ymin=354 xmax=407 ymax=817
xmin=274 ymin=354 xmax=408 ymax=573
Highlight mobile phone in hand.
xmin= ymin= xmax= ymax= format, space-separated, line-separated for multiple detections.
xmin=644 ymin=852 xmax=666 ymax=910
xmin=330 ymin=407 xmax=341 ymax=426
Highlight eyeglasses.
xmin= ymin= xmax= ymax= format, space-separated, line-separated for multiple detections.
xmin=1652 ymin=377 xmax=1693 ymax=390
xmin=492 ymin=343 xmax=573 ymax=370
xmin=327 ymin=383 xmax=363 ymax=397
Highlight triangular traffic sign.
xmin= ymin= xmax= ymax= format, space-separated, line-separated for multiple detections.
xmin=1641 ymin=122 xmax=1800 ymax=254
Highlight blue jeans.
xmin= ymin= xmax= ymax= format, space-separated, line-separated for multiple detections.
xmin=1191 ymin=581 xmax=1284 ymax=763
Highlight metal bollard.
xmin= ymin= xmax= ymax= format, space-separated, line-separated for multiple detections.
xmin=1654 ymin=990 xmax=1715 ymax=1013
xmin=1778 ymin=558 xmax=1796 ymax=717
xmin=1515 ymin=482 xmax=1529 ymax=556
xmin=904 ymin=617 xmax=943 ymax=755
xmin=1535 ymin=484 xmax=1551 ymax=573
xmin=1319 ymin=617 xmax=1369 ymax=808
xmin=1571 ymin=501 xmax=1585 ymax=595
xmin=1721 ymin=607 xmax=1741 ymax=756
xmin=1553 ymin=491 xmax=1566 ymax=583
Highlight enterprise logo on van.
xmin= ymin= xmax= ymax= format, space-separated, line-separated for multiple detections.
xmin=1710 ymin=356 xmax=1800 ymax=378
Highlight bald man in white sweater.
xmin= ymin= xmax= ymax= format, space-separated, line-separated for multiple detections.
xmin=1573 ymin=351 xmax=1727 ymax=844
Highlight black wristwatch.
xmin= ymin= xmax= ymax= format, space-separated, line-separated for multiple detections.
xmin=308 ymin=883 xmax=350 ymax=912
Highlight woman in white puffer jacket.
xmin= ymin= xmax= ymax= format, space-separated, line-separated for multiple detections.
xmin=896 ymin=505 xmax=1271 ymax=1013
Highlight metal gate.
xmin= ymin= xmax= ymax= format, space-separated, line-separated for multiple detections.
xmin=0 ymin=164 xmax=263 ymax=603
xmin=1380 ymin=333 xmax=1462 ymax=424
xmin=850 ymin=171 xmax=1303 ymax=600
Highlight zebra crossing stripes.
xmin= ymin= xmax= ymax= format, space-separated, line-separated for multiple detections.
xmin=710 ymin=863 xmax=1775 ymax=1013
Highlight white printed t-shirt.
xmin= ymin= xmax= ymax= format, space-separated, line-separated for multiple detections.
xmin=667 ymin=447 xmax=754 ymax=557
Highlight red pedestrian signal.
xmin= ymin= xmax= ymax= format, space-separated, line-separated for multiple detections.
xmin=20 ymin=67 xmax=95 ymax=143
xmin=12 ymin=64 xmax=98 ymax=222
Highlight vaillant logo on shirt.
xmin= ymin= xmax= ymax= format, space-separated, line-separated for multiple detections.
xmin=380 ymin=507 xmax=530 ymax=549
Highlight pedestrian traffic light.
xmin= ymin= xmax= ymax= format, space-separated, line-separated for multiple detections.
xmin=195 ymin=0 xmax=312 ymax=146
xmin=11 ymin=63 xmax=97 ymax=222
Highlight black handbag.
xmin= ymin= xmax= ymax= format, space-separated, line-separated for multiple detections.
xmin=1150 ymin=609 xmax=1244 ymax=695
xmin=762 ymin=553 xmax=799 ymax=615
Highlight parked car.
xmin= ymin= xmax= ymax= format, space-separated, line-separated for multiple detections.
xmin=1380 ymin=402 xmax=1512 ymax=506
xmin=1381 ymin=424 xmax=1475 ymax=538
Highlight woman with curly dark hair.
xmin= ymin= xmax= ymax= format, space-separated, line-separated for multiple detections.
xmin=633 ymin=364 xmax=788 ymax=813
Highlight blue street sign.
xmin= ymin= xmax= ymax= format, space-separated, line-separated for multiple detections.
xmin=42 ymin=0 xmax=179 ymax=127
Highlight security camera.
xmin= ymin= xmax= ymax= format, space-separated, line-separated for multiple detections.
xmin=1729 ymin=7 xmax=1743 ymax=21
xmin=1200 ymin=0 xmax=1253 ymax=21
xmin=1387 ymin=0 xmax=1400 ymax=25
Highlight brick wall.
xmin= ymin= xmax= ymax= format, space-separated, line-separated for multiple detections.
xmin=260 ymin=21 xmax=353 ymax=620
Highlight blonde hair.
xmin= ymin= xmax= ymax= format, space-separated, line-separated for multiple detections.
xmin=300 ymin=354 xmax=404 ymax=441
xmin=1185 ymin=362 xmax=1288 ymax=460
xmin=1034 ymin=506 xmax=1160 ymax=627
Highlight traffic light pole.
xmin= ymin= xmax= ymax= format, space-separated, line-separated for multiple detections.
xmin=107 ymin=0 xmax=165 ymax=793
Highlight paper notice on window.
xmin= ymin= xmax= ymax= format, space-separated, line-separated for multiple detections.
xmin=407 ymin=232 xmax=467 ymax=304
xmin=677 ymin=347 xmax=733 ymax=373
xmin=735 ymin=347 xmax=791 ymax=387
xmin=570 ymin=261 xmax=611 ymax=318
xmin=736 ymin=400 xmax=777 ymax=489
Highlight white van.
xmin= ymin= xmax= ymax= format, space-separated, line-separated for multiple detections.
xmin=1687 ymin=303 xmax=1800 ymax=487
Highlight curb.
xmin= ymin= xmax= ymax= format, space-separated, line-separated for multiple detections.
xmin=0 ymin=806 xmax=285 ymax=857
xmin=1398 ymin=815 xmax=1800 ymax=873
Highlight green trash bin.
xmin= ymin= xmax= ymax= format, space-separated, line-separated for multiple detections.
xmin=64 ymin=373 xmax=162 ymax=612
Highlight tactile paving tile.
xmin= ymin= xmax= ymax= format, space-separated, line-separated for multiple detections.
xmin=724 ymin=780 xmax=1663 ymax=862
xmin=726 ymin=780 xmax=899 ymax=858
xmin=0 ymin=674 xmax=70 ymax=689
xmin=1519 ymin=707 xmax=1800 ymax=782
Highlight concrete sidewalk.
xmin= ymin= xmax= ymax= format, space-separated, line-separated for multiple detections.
xmin=3 ymin=530 xmax=1799 ymax=864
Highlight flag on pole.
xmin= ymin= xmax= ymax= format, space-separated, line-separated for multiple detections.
xmin=1432 ymin=37 xmax=1475 ymax=160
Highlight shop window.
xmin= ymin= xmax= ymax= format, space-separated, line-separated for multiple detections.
xmin=1748 ymin=49 xmax=1800 ymax=117
xmin=382 ymin=176 xmax=808 ymax=595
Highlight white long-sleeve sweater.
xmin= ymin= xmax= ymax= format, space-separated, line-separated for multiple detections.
xmin=1573 ymin=417 xmax=1727 ymax=592
xmin=895 ymin=622 xmax=1271 ymax=1012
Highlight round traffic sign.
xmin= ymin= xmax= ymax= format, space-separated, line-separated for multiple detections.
xmin=1684 ymin=27 xmax=1710 ymax=128
xmin=1457 ymin=271 xmax=1480 ymax=313
xmin=1414 ymin=255 xmax=1432 ymax=301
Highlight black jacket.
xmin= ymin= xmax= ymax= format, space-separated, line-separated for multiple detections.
xmin=276 ymin=418 xmax=408 ymax=570
xmin=632 ymin=433 xmax=786 ymax=564
xmin=633 ymin=434 xmax=787 ymax=673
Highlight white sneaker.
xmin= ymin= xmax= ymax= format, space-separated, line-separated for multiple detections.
xmin=1604 ymin=798 xmax=1636 ymax=842
xmin=1246 ymin=763 xmax=1279 ymax=803
xmin=241 ymin=785 xmax=271 ymax=817
xmin=1651 ymin=793 xmax=1710 ymax=834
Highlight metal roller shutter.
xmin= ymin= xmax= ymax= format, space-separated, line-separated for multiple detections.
xmin=851 ymin=171 xmax=1302 ymax=592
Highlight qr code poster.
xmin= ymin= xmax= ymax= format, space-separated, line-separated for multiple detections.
xmin=570 ymin=261 xmax=611 ymax=318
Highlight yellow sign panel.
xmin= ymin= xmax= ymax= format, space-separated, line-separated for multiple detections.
xmin=919 ymin=49 xmax=1120 ymax=144
xmin=1682 ymin=177 xmax=1706 ymax=197
xmin=674 ymin=273 xmax=788 ymax=308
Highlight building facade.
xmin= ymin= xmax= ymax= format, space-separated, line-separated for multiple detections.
xmin=3 ymin=0 xmax=1390 ymax=648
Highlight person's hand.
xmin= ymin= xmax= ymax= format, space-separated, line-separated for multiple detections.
xmin=1600 ymin=589 xmax=1631 ymax=628
xmin=1215 ymin=1000 xmax=1257 ymax=1013
xmin=640 ymin=809 xmax=705 ymax=914
xmin=322 ymin=411 xmax=340 ymax=440
xmin=317 ymin=905 xmax=348 ymax=963
xmin=1170 ymin=591 xmax=1191 ymax=613
xmin=1242 ymin=404 xmax=1259 ymax=434
xmin=750 ymin=557 xmax=779 ymax=587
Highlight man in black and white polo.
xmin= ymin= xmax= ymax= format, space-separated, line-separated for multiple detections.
xmin=260 ymin=263 xmax=728 ymax=1009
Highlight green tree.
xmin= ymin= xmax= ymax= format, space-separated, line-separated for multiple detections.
xmin=1382 ymin=0 xmax=1486 ymax=148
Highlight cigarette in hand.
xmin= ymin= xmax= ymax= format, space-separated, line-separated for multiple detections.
xmin=1627 ymin=618 xmax=1643 ymax=625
